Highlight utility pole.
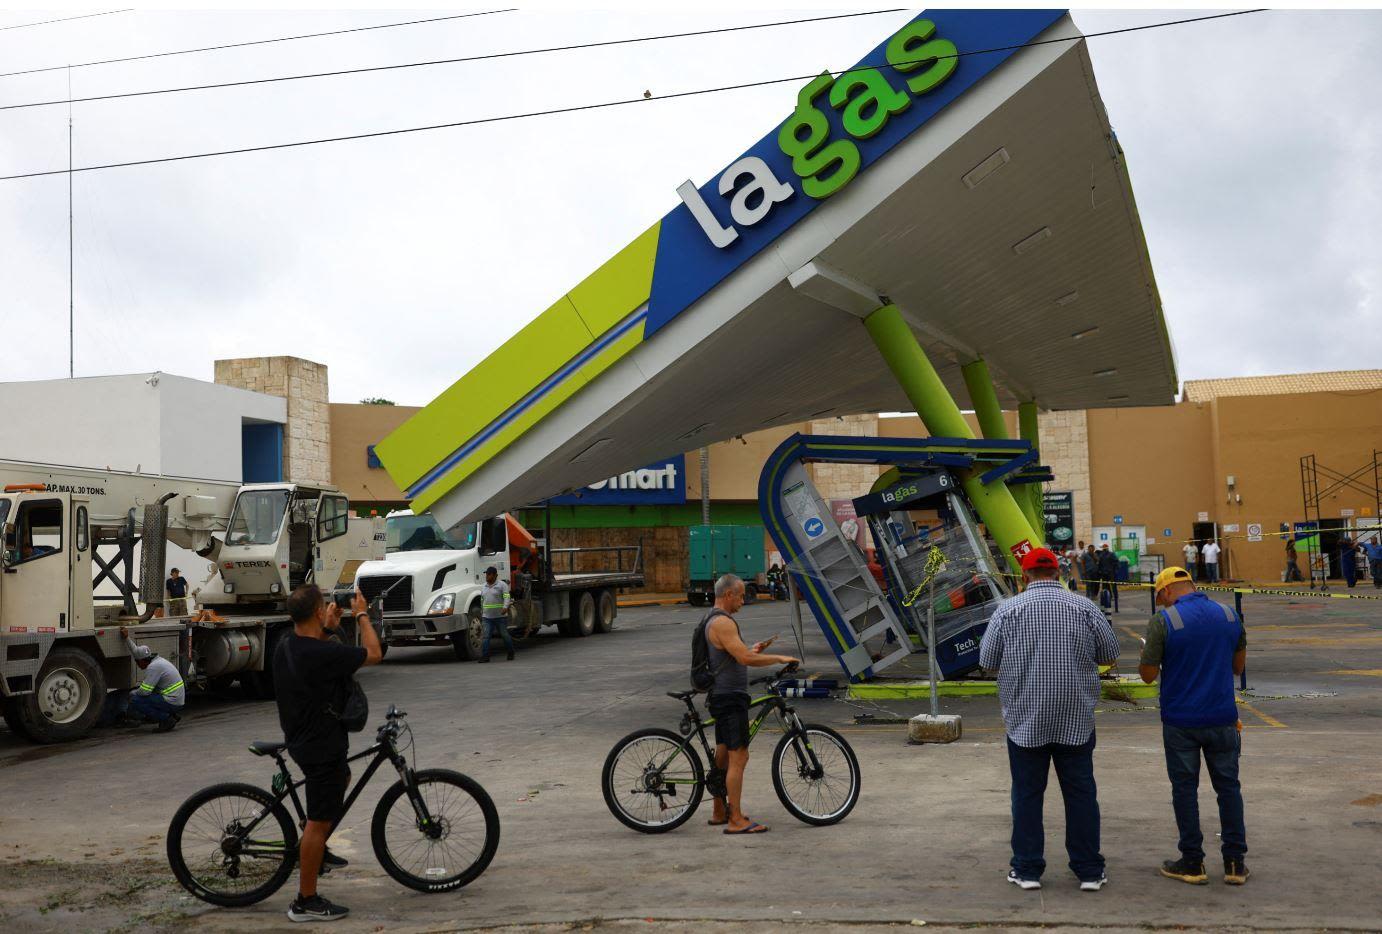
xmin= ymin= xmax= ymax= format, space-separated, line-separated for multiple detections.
xmin=67 ymin=64 xmax=74 ymax=378
xmin=699 ymin=446 xmax=710 ymax=525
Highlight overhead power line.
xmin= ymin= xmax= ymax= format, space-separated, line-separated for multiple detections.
xmin=0 ymin=9 xmax=909 ymax=111
xmin=0 ymin=10 xmax=1266 ymax=183
xmin=0 ymin=8 xmax=130 ymax=33
xmin=0 ymin=9 xmax=515 ymax=79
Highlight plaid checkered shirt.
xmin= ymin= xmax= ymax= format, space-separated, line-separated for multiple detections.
xmin=978 ymin=579 xmax=1120 ymax=747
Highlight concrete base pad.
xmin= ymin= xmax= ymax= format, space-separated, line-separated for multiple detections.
xmin=909 ymin=713 xmax=962 ymax=743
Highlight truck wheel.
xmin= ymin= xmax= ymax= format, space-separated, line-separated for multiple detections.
xmin=451 ymin=607 xmax=485 ymax=661
xmin=687 ymin=591 xmax=706 ymax=608
xmin=574 ymin=591 xmax=597 ymax=637
xmin=15 ymin=647 xmax=108 ymax=743
xmin=2 ymin=697 xmax=35 ymax=740
xmin=595 ymin=589 xmax=616 ymax=634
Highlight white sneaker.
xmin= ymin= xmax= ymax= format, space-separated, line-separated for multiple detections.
xmin=1007 ymin=869 xmax=1041 ymax=890
xmin=1080 ymin=873 xmax=1108 ymax=891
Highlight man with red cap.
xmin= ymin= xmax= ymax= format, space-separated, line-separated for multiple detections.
xmin=979 ymin=547 xmax=1121 ymax=893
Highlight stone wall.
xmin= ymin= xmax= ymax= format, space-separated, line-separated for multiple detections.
xmin=1038 ymin=409 xmax=1092 ymax=545
xmin=807 ymin=413 xmax=881 ymax=501
xmin=214 ymin=356 xmax=332 ymax=485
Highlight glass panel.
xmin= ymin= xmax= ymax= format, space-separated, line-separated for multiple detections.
xmin=317 ymin=495 xmax=349 ymax=541
xmin=227 ymin=489 xmax=291 ymax=545
xmin=10 ymin=500 xmax=63 ymax=564
xmin=76 ymin=506 xmax=89 ymax=551
xmin=386 ymin=514 xmax=478 ymax=553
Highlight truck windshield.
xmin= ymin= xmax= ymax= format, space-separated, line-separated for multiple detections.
xmin=227 ymin=489 xmax=291 ymax=545
xmin=388 ymin=515 xmax=477 ymax=553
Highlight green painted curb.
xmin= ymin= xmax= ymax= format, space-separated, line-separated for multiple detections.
xmin=848 ymin=678 xmax=1159 ymax=701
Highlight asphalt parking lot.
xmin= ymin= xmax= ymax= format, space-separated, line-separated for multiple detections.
xmin=2 ymin=590 xmax=1380 ymax=933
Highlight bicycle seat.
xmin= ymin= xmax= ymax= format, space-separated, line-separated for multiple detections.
xmin=248 ymin=740 xmax=287 ymax=757
xmin=666 ymin=690 xmax=699 ymax=701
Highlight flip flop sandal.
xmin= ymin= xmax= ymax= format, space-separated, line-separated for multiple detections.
xmin=724 ymin=822 xmax=769 ymax=835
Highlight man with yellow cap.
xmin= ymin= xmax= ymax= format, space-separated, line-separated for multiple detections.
xmin=1139 ymin=567 xmax=1249 ymax=887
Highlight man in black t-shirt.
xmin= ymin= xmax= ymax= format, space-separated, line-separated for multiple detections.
xmin=165 ymin=568 xmax=189 ymax=616
xmin=273 ymin=584 xmax=382 ymax=923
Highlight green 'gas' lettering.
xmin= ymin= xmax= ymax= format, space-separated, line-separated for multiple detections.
xmin=829 ymin=68 xmax=911 ymax=140
xmin=776 ymin=71 xmax=861 ymax=200
xmin=885 ymin=19 xmax=958 ymax=96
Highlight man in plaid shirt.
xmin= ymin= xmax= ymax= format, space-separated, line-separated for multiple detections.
xmin=979 ymin=547 xmax=1121 ymax=892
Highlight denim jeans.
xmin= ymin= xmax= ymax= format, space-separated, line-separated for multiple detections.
xmin=128 ymin=692 xmax=180 ymax=722
xmin=1006 ymin=733 xmax=1103 ymax=880
xmin=1205 ymin=562 xmax=1219 ymax=583
xmin=1162 ymin=723 xmax=1246 ymax=861
xmin=482 ymin=616 xmax=514 ymax=659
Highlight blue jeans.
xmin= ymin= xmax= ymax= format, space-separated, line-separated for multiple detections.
xmin=1162 ymin=723 xmax=1246 ymax=860
xmin=128 ymin=692 xmax=180 ymax=722
xmin=1006 ymin=733 xmax=1103 ymax=880
xmin=1205 ymin=563 xmax=1219 ymax=583
xmin=482 ymin=616 xmax=514 ymax=659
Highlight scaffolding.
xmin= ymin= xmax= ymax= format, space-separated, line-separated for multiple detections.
xmin=1298 ymin=451 xmax=1382 ymax=588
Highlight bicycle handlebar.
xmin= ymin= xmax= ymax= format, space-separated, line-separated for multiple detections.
xmin=750 ymin=662 xmax=800 ymax=686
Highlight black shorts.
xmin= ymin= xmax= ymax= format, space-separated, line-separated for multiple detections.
xmin=708 ymin=693 xmax=751 ymax=750
xmin=295 ymin=758 xmax=351 ymax=823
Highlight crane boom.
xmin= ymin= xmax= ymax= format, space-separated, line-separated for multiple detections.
xmin=0 ymin=458 xmax=240 ymax=531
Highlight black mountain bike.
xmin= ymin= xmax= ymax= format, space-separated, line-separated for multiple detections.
xmin=167 ymin=705 xmax=500 ymax=906
xmin=602 ymin=665 xmax=860 ymax=832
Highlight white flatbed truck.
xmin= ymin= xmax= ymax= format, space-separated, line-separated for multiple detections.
xmin=355 ymin=509 xmax=644 ymax=660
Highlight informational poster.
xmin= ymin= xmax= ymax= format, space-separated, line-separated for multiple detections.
xmin=1197 ymin=511 xmax=1210 ymax=522
xmin=1042 ymin=491 xmax=1075 ymax=547
xmin=830 ymin=499 xmax=866 ymax=548
xmin=1247 ymin=523 xmax=1263 ymax=543
xmin=1223 ymin=524 xmax=1240 ymax=533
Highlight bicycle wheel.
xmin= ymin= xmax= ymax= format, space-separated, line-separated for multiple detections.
xmin=167 ymin=782 xmax=298 ymax=907
xmin=602 ymin=727 xmax=704 ymax=833
xmin=771 ymin=724 xmax=861 ymax=826
xmin=371 ymin=769 xmax=500 ymax=893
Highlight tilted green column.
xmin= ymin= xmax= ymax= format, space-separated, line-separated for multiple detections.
xmin=962 ymin=359 xmax=1044 ymax=538
xmin=864 ymin=304 xmax=1040 ymax=575
xmin=1018 ymin=402 xmax=1044 ymax=544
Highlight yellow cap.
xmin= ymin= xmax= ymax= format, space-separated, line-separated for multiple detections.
xmin=1154 ymin=566 xmax=1194 ymax=593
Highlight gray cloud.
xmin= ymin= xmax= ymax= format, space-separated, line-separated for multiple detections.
xmin=1 ymin=9 xmax=1377 ymax=405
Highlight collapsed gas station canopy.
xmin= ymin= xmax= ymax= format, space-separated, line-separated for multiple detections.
xmin=376 ymin=9 xmax=1177 ymax=529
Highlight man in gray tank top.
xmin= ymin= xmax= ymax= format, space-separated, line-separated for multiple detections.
xmin=705 ymin=574 xmax=799 ymax=835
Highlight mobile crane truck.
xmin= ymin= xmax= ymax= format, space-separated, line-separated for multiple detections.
xmin=0 ymin=459 xmax=383 ymax=743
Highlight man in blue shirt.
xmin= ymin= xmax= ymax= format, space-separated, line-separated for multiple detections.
xmin=1140 ymin=566 xmax=1249 ymax=886
xmin=980 ymin=548 xmax=1121 ymax=892
xmin=1361 ymin=537 xmax=1382 ymax=589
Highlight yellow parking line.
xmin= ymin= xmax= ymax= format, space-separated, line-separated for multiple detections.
xmin=1119 ymin=625 xmax=1143 ymax=643
xmin=1325 ymin=669 xmax=1382 ymax=677
xmin=1237 ymin=700 xmax=1287 ymax=729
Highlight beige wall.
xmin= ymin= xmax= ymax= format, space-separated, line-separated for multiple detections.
xmin=1081 ymin=389 xmax=1382 ymax=583
xmin=215 ymin=356 xmax=331 ymax=485
xmin=330 ymin=403 xmax=419 ymax=509
xmin=687 ymin=422 xmax=809 ymax=502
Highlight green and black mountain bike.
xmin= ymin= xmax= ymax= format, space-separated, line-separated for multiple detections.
xmin=166 ymin=705 xmax=499 ymax=906
xmin=602 ymin=665 xmax=860 ymax=832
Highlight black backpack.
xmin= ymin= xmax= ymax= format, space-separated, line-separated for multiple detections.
xmin=691 ymin=609 xmax=732 ymax=692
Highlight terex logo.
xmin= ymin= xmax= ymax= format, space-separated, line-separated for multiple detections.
xmin=677 ymin=19 xmax=958 ymax=249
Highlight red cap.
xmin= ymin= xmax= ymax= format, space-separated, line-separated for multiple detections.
xmin=1020 ymin=547 xmax=1060 ymax=571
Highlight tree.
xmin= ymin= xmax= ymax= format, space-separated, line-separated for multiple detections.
xmin=360 ymin=397 xmax=395 ymax=405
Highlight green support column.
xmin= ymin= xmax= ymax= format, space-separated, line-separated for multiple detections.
xmin=962 ymin=359 xmax=1044 ymax=538
xmin=864 ymin=304 xmax=1040 ymax=575
xmin=1018 ymin=402 xmax=1044 ymax=544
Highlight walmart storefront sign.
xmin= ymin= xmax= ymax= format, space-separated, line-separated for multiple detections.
xmin=648 ymin=9 xmax=1066 ymax=336
xmin=547 ymin=455 xmax=686 ymax=506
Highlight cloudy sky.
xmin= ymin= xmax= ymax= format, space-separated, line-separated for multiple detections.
xmin=1 ymin=7 xmax=1378 ymax=407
